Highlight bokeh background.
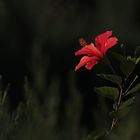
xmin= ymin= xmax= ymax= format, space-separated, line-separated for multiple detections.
xmin=0 ymin=0 xmax=140 ymax=139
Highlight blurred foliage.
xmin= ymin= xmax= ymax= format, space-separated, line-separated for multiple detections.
xmin=0 ymin=0 xmax=139 ymax=139
xmin=0 ymin=72 xmax=139 ymax=140
xmin=0 ymin=75 xmax=87 ymax=140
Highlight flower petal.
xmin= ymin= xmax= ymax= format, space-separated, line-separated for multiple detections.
xmin=102 ymin=37 xmax=118 ymax=54
xmin=85 ymin=61 xmax=98 ymax=70
xmin=95 ymin=31 xmax=112 ymax=50
xmin=75 ymin=56 xmax=99 ymax=71
xmin=75 ymin=43 xmax=103 ymax=57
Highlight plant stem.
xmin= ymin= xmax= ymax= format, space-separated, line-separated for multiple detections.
xmin=117 ymin=87 xmax=123 ymax=106
xmin=109 ymin=74 xmax=138 ymax=132
xmin=109 ymin=87 xmax=122 ymax=132
xmin=124 ymin=75 xmax=138 ymax=95
xmin=103 ymin=55 xmax=120 ymax=132
xmin=110 ymin=118 xmax=118 ymax=132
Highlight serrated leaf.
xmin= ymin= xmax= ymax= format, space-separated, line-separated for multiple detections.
xmin=119 ymin=97 xmax=135 ymax=110
xmin=94 ymin=86 xmax=119 ymax=100
xmin=127 ymin=83 xmax=140 ymax=95
xmin=87 ymin=129 xmax=106 ymax=140
xmin=97 ymin=74 xmax=122 ymax=86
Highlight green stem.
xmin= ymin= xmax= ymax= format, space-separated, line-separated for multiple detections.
xmin=109 ymin=87 xmax=122 ymax=132
xmin=117 ymin=87 xmax=123 ymax=106
xmin=109 ymin=74 xmax=138 ymax=132
xmin=110 ymin=118 xmax=118 ymax=132
xmin=124 ymin=75 xmax=138 ymax=96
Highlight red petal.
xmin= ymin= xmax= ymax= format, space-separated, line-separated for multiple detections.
xmin=95 ymin=31 xmax=112 ymax=50
xmin=102 ymin=37 xmax=118 ymax=54
xmin=75 ymin=56 xmax=99 ymax=71
xmin=85 ymin=61 xmax=98 ymax=70
xmin=75 ymin=43 xmax=103 ymax=57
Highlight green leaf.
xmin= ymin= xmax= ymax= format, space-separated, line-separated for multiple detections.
xmin=127 ymin=56 xmax=136 ymax=63
xmin=109 ymin=98 xmax=134 ymax=119
xmin=134 ymin=46 xmax=140 ymax=58
xmin=2 ymin=84 xmax=10 ymax=105
xmin=112 ymin=52 xmax=136 ymax=76
xmin=110 ymin=98 xmax=134 ymax=119
xmin=111 ymin=52 xmax=125 ymax=62
xmin=127 ymin=83 xmax=140 ymax=95
xmin=117 ymin=106 xmax=132 ymax=119
xmin=136 ymin=57 xmax=140 ymax=64
xmin=94 ymin=86 xmax=119 ymax=100
xmin=119 ymin=97 xmax=135 ymax=110
xmin=110 ymin=106 xmax=132 ymax=119
xmin=109 ymin=110 xmax=118 ymax=119
xmin=120 ymin=59 xmax=135 ymax=77
xmin=97 ymin=74 xmax=122 ymax=86
xmin=87 ymin=129 xmax=106 ymax=140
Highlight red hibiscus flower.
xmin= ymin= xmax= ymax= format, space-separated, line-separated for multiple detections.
xmin=75 ymin=31 xmax=118 ymax=71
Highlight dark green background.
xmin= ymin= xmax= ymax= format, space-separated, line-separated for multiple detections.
xmin=0 ymin=0 xmax=140 ymax=139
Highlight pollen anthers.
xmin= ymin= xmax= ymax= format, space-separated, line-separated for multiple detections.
xmin=79 ymin=38 xmax=87 ymax=47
